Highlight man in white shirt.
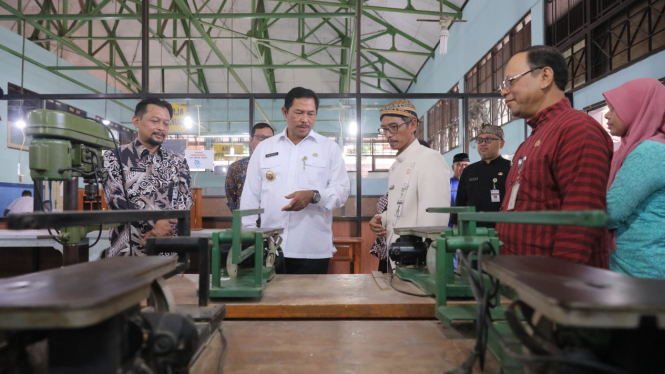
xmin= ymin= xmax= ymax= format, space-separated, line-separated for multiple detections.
xmin=369 ymin=100 xmax=450 ymax=269
xmin=4 ymin=190 xmax=34 ymax=216
xmin=240 ymin=87 xmax=350 ymax=274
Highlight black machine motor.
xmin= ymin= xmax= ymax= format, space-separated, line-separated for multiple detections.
xmin=389 ymin=235 xmax=428 ymax=267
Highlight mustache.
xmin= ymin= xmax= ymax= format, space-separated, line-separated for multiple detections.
xmin=152 ymin=131 xmax=165 ymax=136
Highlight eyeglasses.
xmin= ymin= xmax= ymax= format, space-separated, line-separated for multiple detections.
xmin=253 ymin=134 xmax=272 ymax=141
xmin=476 ymin=137 xmax=502 ymax=144
xmin=378 ymin=121 xmax=410 ymax=135
xmin=499 ymin=67 xmax=544 ymax=91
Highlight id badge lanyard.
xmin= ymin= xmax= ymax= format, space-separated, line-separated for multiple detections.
xmin=387 ymin=165 xmax=415 ymax=246
xmin=507 ymin=157 xmax=525 ymax=210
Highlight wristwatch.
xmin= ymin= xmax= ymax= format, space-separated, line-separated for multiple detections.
xmin=311 ymin=190 xmax=321 ymax=204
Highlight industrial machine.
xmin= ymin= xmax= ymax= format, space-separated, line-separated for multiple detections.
xmin=464 ymin=255 xmax=665 ymax=374
xmin=24 ymin=109 xmax=118 ymax=265
xmin=147 ymin=208 xmax=284 ymax=299
xmin=389 ymin=209 xmax=608 ymax=328
xmin=209 ymin=209 xmax=282 ymax=298
xmin=391 ymin=206 xmax=503 ymax=325
xmin=0 ymin=256 xmax=225 ymax=374
xmin=3 ymin=210 xmax=226 ymax=374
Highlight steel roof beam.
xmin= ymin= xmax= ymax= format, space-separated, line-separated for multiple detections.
xmin=0 ymin=43 xmax=134 ymax=111
xmin=178 ymin=13 xmax=210 ymax=93
xmin=88 ymin=0 xmax=141 ymax=91
xmin=262 ymin=0 xmax=460 ymax=17
xmin=250 ymin=0 xmax=277 ymax=94
xmin=304 ymin=3 xmax=406 ymax=93
xmin=113 ymin=0 xmax=207 ymax=94
xmin=0 ymin=13 xmax=356 ymax=21
xmin=47 ymin=64 xmax=351 ymax=70
xmin=0 ymin=2 xmax=141 ymax=93
xmin=256 ymin=41 xmax=390 ymax=93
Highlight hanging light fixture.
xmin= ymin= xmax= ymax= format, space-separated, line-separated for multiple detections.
xmin=439 ymin=17 xmax=454 ymax=55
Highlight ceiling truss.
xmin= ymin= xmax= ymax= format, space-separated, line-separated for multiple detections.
xmin=0 ymin=0 xmax=464 ymax=94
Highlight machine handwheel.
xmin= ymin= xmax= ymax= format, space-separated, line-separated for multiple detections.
xmin=426 ymin=246 xmax=437 ymax=275
xmin=226 ymin=254 xmax=238 ymax=278
xmin=146 ymin=277 xmax=177 ymax=312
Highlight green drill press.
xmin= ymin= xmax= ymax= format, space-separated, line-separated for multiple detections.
xmin=25 ymin=109 xmax=117 ymax=264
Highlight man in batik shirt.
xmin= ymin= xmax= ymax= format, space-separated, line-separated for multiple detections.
xmin=225 ymin=123 xmax=274 ymax=211
xmin=103 ymin=98 xmax=193 ymax=257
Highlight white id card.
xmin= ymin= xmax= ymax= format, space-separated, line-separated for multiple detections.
xmin=507 ymin=183 xmax=519 ymax=210
xmin=395 ymin=199 xmax=404 ymax=217
xmin=491 ymin=189 xmax=501 ymax=203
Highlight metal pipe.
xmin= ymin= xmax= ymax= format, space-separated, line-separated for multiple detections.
xmin=0 ymin=12 xmax=357 ymax=21
xmin=2 ymin=92 xmax=503 ymax=100
xmin=63 ymin=178 xmax=79 ymax=211
xmin=355 ymin=0 xmax=362 ymax=238
xmin=462 ymin=97 xmax=469 ymax=154
xmin=62 ymin=178 xmax=80 ymax=266
xmin=48 ymin=64 xmax=351 ymax=70
xmin=141 ymin=0 xmax=149 ymax=96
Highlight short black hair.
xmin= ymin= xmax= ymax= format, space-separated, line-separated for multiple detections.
xmin=22 ymin=190 xmax=32 ymax=197
xmin=250 ymin=122 xmax=274 ymax=138
xmin=418 ymin=139 xmax=431 ymax=148
xmin=135 ymin=98 xmax=174 ymax=119
xmin=284 ymin=87 xmax=319 ymax=112
xmin=521 ymin=45 xmax=568 ymax=91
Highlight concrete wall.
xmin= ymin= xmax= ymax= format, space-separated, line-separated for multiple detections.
xmin=408 ymin=0 xmax=545 ymax=166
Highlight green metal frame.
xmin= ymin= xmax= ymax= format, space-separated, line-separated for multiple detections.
xmin=0 ymin=0 xmax=464 ymax=94
xmin=208 ymin=209 xmax=277 ymax=298
xmin=393 ymin=208 xmax=609 ymax=327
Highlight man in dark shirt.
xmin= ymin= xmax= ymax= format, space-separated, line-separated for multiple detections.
xmin=225 ymin=123 xmax=274 ymax=212
xmin=451 ymin=125 xmax=511 ymax=229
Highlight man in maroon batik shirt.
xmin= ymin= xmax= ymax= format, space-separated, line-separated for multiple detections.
xmin=497 ymin=45 xmax=613 ymax=268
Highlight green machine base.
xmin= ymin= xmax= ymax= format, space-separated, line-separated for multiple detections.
xmin=207 ymin=267 xmax=276 ymax=298
xmin=395 ymin=267 xmax=475 ymax=298
xmin=488 ymin=322 xmax=525 ymax=374
xmin=206 ymin=209 xmax=283 ymax=299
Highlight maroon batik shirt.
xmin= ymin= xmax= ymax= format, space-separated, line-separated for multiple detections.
xmin=496 ymin=98 xmax=613 ymax=268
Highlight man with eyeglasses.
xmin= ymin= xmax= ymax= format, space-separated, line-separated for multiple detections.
xmin=225 ymin=122 xmax=274 ymax=212
xmin=240 ymin=87 xmax=350 ymax=274
xmin=497 ymin=45 xmax=613 ymax=268
xmin=368 ymin=100 xmax=450 ymax=270
xmin=450 ymin=125 xmax=511 ymax=229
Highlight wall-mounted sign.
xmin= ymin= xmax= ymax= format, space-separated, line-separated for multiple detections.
xmin=213 ymin=143 xmax=245 ymax=161
xmin=169 ymin=103 xmax=189 ymax=132
xmin=185 ymin=150 xmax=214 ymax=170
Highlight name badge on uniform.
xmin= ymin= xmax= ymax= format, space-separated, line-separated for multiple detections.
xmin=130 ymin=167 xmax=146 ymax=172
xmin=171 ymin=189 xmax=179 ymax=208
xmin=266 ymin=152 xmax=279 ymax=158
xmin=490 ymin=178 xmax=500 ymax=203
xmin=507 ymin=184 xmax=519 ymax=210
xmin=395 ymin=199 xmax=404 ymax=217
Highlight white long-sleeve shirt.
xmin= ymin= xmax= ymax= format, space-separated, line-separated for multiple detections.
xmin=380 ymin=140 xmax=451 ymax=246
xmin=240 ymin=129 xmax=350 ymax=258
